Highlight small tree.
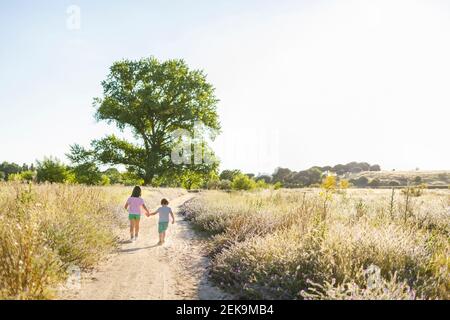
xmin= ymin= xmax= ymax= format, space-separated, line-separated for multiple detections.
xmin=414 ymin=176 xmax=422 ymax=185
xmin=70 ymin=162 xmax=103 ymax=185
xmin=368 ymin=178 xmax=381 ymax=188
xmin=255 ymin=179 xmax=268 ymax=189
xmin=179 ymin=170 xmax=206 ymax=190
xmin=273 ymin=182 xmax=283 ymax=190
xmin=231 ymin=173 xmax=256 ymax=191
xmin=352 ymin=176 xmax=369 ymax=188
xmin=121 ymin=171 xmax=145 ymax=186
xmin=36 ymin=157 xmax=69 ymax=183
xmin=219 ymin=169 xmax=242 ymax=181
xmin=0 ymin=162 xmax=22 ymax=180
xmin=103 ymin=168 xmax=123 ymax=184
xmin=219 ymin=179 xmax=232 ymax=190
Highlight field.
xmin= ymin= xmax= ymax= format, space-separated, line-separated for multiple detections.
xmin=1 ymin=182 xmax=449 ymax=300
xmin=0 ymin=182 xmax=185 ymax=299
xmin=183 ymin=188 xmax=450 ymax=299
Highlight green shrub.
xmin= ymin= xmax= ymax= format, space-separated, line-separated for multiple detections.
xmin=121 ymin=172 xmax=145 ymax=186
xmin=219 ymin=179 xmax=231 ymax=190
xmin=36 ymin=157 xmax=69 ymax=184
xmin=231 ymin=174 xmax=256 ymax=191
xmin=273 ymin=182 xmax=282 ymax=190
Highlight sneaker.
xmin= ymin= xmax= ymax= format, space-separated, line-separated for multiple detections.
xmin=134 ymin=235 xmax=138 ymax=241
xmin=130 ymin=236 xmax=135 ymax=242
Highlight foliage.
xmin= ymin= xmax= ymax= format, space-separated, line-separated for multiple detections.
xmin=231 ymin=173 xmax=256 ymax=191
xmin=36 ymin=157 xmax=69 ymax=184
xmin=103 ymin=168 xmax=123 ymax=185
xmin=219 ymin=179 xmax=232 ymax=190
xmin=273 ymin=182 xmax=283 ymax=190
xmin=350 ymin=176 xmax=369 ymax=188
xmin=368 ymin=178 xmax=381 ymax=188
xmin=219 ymin=170 xmax=242 ymax=181
xmin=87 ymin=57 xmax=220 ymax=185
xmin=70 ymin=163 xmax=103 ymax=185
xmin=120 ymin=172 xmax=145 ymax=186
xmin=0 ymin=162 xmax=22 ymax=180
xmin=7 ymin=171 xmax=35 ymax=182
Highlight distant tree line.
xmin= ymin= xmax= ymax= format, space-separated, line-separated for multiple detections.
xmin=267 ymin=162 xmax=381 ymax=188
xmin=207 ymin=162 xmax=381 ymax=191
xmin=0 ymin=158 xmax=146 ymax=186
xmin=2 ymin=159 xmax=433 ymax=190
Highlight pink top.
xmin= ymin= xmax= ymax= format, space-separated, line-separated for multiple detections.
xmin=127 ymin=197 xmax=144 ymax=214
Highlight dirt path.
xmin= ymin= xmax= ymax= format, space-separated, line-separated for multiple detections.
xmin=61 ymin=193 xmax=229 ymax=300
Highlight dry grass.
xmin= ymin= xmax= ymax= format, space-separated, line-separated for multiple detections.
xmin=183 ymin=188 xmax=450 ymax=300
xmin=0 ymin=182 xmax=185 ymax=299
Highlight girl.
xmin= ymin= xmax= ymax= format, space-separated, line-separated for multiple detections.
xmin=124 ymin=186 xmax=150 ymax=242
xmin=147 ymin=198 xmax=175 ymax=245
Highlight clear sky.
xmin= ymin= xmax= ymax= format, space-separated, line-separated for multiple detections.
xmin=1 ymin=0 xmax=449 ymax=175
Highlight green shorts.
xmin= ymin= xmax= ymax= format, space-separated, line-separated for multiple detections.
xmin=158 ymin=222 xmax=169 ymax=233
xmin=129 ymin=214 xmax=141 ymax=220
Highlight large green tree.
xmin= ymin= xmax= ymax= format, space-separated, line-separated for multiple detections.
xmin=85 ymin=57 xmax=220 ymax=185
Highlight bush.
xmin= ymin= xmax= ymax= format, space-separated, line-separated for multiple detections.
xmin=70 ymin=162 xmax=102 ymax=185
xmin=103 ymin=168 xmax=122 ymax=184
xmin=389 ymin=180 xmax=400 ymax=187
xmin=273 ymin=182 xmax=282 ymax=190
xmin=219 ymin=179 xmax=232 ymax=190
xmin=255 ymin=179 xmax=269 ymax=189
xmin=121 ymin=172 xmax=145 ymax=186
xmin=368 ymin=178 xmax=381 ymax=188
xmin=219 ymin=170 xmax=241 ymax=181
xmin=36 ymin=157 xmax=69 ymax=184
xmin=231 ymin=174 xmax=256 ymax=191
xmin=351 ymin=176 xmax=369 ymax=188
xmin=414 ymin=176 xmax=422 ymax=185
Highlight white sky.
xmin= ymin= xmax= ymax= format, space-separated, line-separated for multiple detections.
xmin=0 ymin=0 xmax=449 ymax=174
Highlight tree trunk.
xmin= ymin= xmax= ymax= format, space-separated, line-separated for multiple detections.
xmin=143 ymin=172 xmax=154 ymax=186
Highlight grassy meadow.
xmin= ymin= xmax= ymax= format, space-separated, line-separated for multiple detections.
xmin=183 ymin=188 xmax=450 ymax=300
xmin=0 ymin=182 xmax=185 ymax=299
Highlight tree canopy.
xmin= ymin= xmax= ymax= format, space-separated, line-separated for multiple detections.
xmin=79 ymin=57 xmax=220 ymax=185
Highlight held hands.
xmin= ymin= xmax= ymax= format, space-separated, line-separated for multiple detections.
xmin=145 ymin=211 xmax=157 ymax=217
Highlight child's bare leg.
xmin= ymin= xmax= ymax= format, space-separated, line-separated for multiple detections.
xmin=129 ymin=220 xmax=134 ymax=238
xmin=135 ymin=220 xmax=140 ymax=237
xmin=161 ymin=231 xmax=166 ymax=243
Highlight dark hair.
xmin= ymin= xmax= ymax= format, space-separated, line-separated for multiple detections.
xmin=131 ymin=186 xmax=142 ymax=198
xmin=161 ymin=198 xmax=169 ymax=205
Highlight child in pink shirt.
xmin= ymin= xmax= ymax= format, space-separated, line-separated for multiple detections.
xmin=124 ymin=186 xmax=150 ymax=242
